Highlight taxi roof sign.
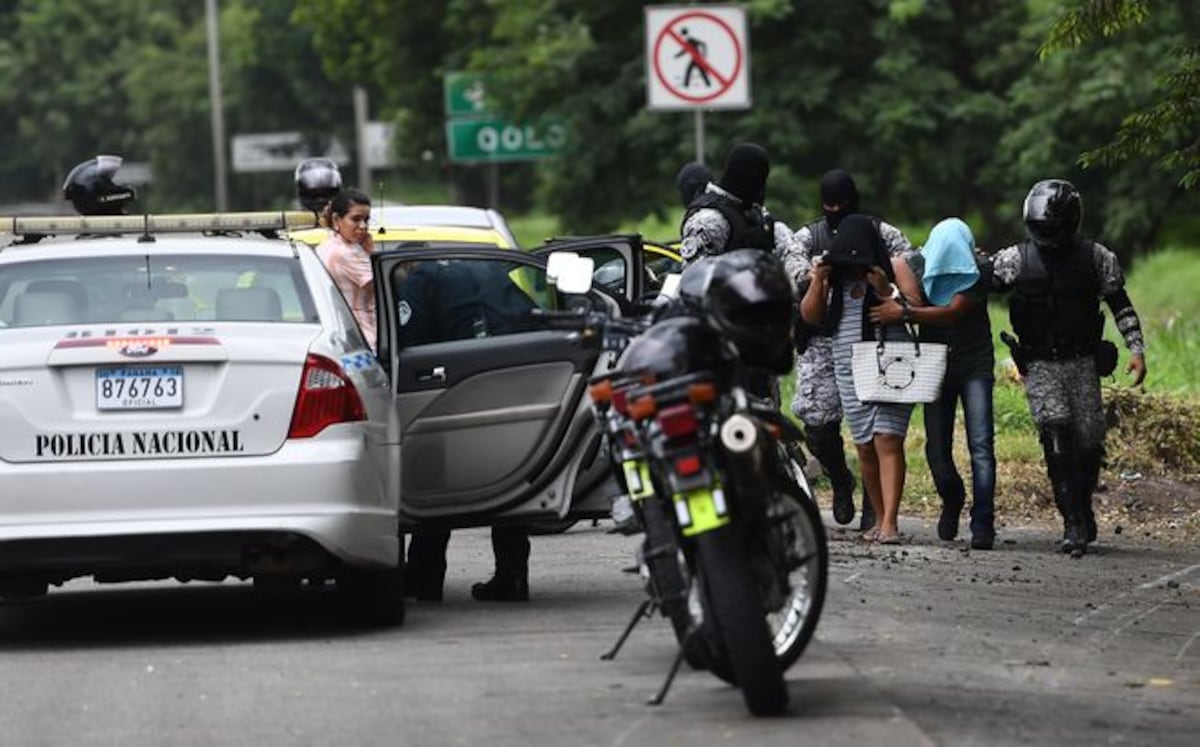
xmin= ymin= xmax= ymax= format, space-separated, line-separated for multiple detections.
xmin=1 ymin=211 xmax=319 ymax=237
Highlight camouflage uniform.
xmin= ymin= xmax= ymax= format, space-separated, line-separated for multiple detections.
xmin=990 ymin=239 xmax=1145 ymax=554
xmin=679 ymin=183 xmax=795 ymax=404
xmin=789 ymin=220 xmax=912 ymax=426
xmin=990 ymin=240 xmax=1145 ymax=447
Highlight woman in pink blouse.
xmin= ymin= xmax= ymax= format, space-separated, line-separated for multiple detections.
xmin=316 ymin=189 xmax=376 ymax=350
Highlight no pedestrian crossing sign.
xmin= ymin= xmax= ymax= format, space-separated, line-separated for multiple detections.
xmin=645 ymin=5 xmax=751 ymax=111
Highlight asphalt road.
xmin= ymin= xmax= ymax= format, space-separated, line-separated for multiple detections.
xmin=0 ymin=516 xmax=1196 ymax=747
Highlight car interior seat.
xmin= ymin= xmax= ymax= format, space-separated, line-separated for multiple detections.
xmin=215 ymin=287 xmax=283 ymax=321
xmin=14 ymin=279 xmax=89 ymax=325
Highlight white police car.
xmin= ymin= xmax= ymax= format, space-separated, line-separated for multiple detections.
xmin=0 ymin=213 xmax=645 ymax=624
xmin=0 ymin=212 xmax=405 ymax=622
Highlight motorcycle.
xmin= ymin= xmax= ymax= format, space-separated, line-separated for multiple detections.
xmin=548 ymin=249 xmax=829 ymax=716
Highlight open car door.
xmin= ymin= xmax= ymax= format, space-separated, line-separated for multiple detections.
xmin=372 ymin=244 xmax=620 ymax=528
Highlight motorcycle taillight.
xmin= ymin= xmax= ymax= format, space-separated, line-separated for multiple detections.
xmin=657 ymin=403 xmax=698 ymax=439
xmin=612 ymin=388 xmax=630 ymax=415
xmin=674 ymin=452 xmax=703 ymax=477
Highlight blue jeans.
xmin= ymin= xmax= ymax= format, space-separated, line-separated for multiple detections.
xmin=924 ymin=375 xmax=996 ymax=536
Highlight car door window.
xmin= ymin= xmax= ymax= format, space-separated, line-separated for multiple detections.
xmin=391 ymin=258 xmax=561 ymax=349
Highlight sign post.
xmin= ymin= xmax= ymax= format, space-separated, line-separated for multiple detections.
xmin=644 ymin=5 xmax=751 ymax=164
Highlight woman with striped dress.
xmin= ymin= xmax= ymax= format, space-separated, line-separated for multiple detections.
xmin=799 ymin=215 xmax=923 ymax=543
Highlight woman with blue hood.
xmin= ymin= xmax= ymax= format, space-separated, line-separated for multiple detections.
xmin=870 ymin=217 xmax=996 ymax=550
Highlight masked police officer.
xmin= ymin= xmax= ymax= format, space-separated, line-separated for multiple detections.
xmin=990 ymin=179 xmax=1147 ymax=557
xmin=790 ymin=170 xmax=912 ymax=529
xmin=675 ymin=161 xmax=712 ymax=210
xmin=679 ymin=143 xmax=795 ymax=265
xmin=678 ymin=143 xmax=807 ymax=405
xmin=398 ymin=258 xmax=538 ymax=601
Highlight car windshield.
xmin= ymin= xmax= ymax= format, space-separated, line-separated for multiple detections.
xmin=0 ymin=254 xmax=318 ymax=327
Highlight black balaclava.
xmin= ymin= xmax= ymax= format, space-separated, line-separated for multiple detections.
xmin=676 ymin=161 xmax=713 ymax=209
xmin=819 ymin=169 xmax=860 ymax=229
xmin=718 ymin=143 xmax=769 ymax=205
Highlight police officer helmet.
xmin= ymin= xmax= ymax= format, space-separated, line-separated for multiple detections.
xmin=1023 ymin=179 xmax=1082 ymax=249
xmin=62 ymin=155 xmax=137 ymax=216
xmin=295 ymin=158 xmax=343 ymax=214
xmin=678 ymin=249 xmax=794 ymax=374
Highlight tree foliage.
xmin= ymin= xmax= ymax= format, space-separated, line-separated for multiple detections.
xmin=0 ymin=0 xmax=1195 ymax=259
xmin=1042 ymin=0 xmax=1200 ymax=190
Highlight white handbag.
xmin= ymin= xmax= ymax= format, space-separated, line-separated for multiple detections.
xmin=851 ymin=324 xmax=948 ymax=404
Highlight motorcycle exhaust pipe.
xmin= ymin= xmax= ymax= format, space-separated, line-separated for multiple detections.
xmin=720 ymin=413 xmax=758 ymax=453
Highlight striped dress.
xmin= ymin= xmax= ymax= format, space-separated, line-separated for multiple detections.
xmin=832 ymin=282 xmax=914 ymax=444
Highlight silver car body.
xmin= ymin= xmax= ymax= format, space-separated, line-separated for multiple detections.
xmin=0 ymin=215 xmax=398 ymax=595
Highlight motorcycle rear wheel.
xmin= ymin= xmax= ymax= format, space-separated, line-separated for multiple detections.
xmin=768 ymin=475 xmax=828 ymax=671
xmin=696 ymin=525 xmax=789 ymax=716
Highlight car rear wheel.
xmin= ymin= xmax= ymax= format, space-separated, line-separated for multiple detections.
xmin=336 ymin=563 xmax=406 ymax=627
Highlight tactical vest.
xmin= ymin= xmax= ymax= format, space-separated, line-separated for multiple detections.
xmin=804 ymin=219 xmax=835 ymax=258
xmin=1009 ymin=239 xmax=1103 ymax=359
xmin=682 ymin=193 xmax=775 ymax=252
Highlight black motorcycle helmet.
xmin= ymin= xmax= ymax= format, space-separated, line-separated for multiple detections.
xmin=1023 ymin=179 xmax=1082 ymax=250
xmin=62 ymin=155 xmax=137 ymax=215
xmin=678 ymin=249 xmax=795 ymax=374
xmin=618 ymin=315 xmax=730 ymax=384
xmin=295 ymin=157 xmax=343 ymax=214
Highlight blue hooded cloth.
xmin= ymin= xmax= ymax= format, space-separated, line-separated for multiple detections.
xmin=921 ymin=218 xmax=979 ymax=307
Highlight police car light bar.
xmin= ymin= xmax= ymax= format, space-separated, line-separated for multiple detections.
xmin=2 ymin=211 xmax=319 ymax=237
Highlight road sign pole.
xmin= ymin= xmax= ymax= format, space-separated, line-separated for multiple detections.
xmin=694 ymin=110 xmax=706 ymax=166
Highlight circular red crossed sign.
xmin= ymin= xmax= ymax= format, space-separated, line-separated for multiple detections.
xmin=652 ymin=10 xmax=743 ymax=104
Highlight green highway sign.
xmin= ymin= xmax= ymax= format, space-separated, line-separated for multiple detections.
xmin=446 ymin=118 xmax=566 ymax=163
xmin=444 ymin=72 xmax=491 ymax=117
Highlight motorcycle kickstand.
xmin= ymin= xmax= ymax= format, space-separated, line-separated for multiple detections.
xmin=647 ymin=646 xmax=686 ymax=706
xmin=600 ymin=598 xmax=655 ymax=661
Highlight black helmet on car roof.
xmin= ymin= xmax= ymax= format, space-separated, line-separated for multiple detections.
xmin=678 ymin=249 xmax=795 ymax=374
xmin=1023 ymin=179 xmax=1082 ymax=250
xmin=62 ymin=155 xmax=137 ymax=216
xmin=295 ymin=158 xmax=343 ymax=214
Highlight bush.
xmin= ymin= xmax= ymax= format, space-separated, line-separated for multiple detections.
xmin=1104 ymin=387 xmax=1200 ymax=475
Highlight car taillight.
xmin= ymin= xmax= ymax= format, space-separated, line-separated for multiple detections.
xmin=657 ymin=403 xmax=698 ymax=438
xmin=287 ymin=354 xmax=367 ymax=438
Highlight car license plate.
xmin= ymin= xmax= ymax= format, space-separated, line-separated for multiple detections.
xmin=96 ymin=366 xmax=184 ymax=410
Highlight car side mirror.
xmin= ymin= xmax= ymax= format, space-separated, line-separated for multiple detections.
xmin=546 ymin=251 xmax=595 ymax=295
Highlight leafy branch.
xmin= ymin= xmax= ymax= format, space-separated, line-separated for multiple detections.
xmin=1042 ymin=1 xmax=1199 ymax=188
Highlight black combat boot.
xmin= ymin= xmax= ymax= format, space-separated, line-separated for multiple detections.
xmin=404 ymin=529 xmax=450 ymax=601
xmin=1040 ymin=425 xmax=1087 ymax=558
xmin=1079 ymin=446 xmax=1104 ymax=543
xmin=472 ymin=526 xmax=530 ymax=602
xmin=805 ymin=422 xmax=856 ymax=525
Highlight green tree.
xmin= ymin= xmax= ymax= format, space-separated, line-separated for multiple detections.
xmin=1042 ymin=0 xmax=1200 ymax=190
xmin=0 ymin=0 xmax=353 ymax=212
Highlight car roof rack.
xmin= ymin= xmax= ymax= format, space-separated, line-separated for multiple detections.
xmin=0 ymin=211 xmax=320 ymax=243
